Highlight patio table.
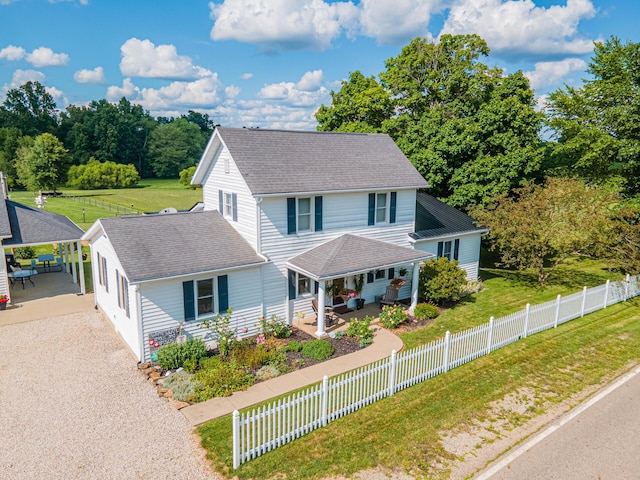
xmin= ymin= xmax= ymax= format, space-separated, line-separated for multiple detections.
xmin=37 ymin=253 xmax=55 ymax=273
xmin=9 ymin=269 xmax=38 ymax=289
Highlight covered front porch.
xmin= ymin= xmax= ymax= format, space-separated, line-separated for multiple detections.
xmin=286 ymin=234 xmax=434 ymax=337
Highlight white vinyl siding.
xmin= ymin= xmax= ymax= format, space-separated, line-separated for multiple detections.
xmin=138 ymin=266 xmax=263 ymax=361
xmin=413 ymin=232 xmax=483 ymax=281
xmin=201 ymin=146 xmax=258 ymax=249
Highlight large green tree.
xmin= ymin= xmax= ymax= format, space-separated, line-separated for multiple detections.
xmin=0 ymin=81 xmax=58 ymax=137
xmin=547 ymin=37 xmax=640 ymax=195
xmin=15 ymin=133 xmax=70 ymax=192
xmin=0 ymin=127 xmax=23 ymax=183
xmin=472 ymin=178 xmax=618 ymax=286
xmin=316 ymin=35 xmax=544 ymax=208
xmin=147 ymin=118 xmax=207 ymax=178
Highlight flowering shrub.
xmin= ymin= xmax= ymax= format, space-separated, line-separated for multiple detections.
xmin=346 ymin=315 xmax=374 ymax=345
xmin=345 ymin=289 xmax=358 ymax=298
xmin=413 ymin=303 xmax=439 ymax=320
xmin=379 ymin=305 xmax=407 ymax=329
xmin=0 ymin=294 xmax=8 ymax=303
xmin=200 ymin=308 xmax=236 ymax=356
xmin=259 ymin=314 xmax=291 ymax=338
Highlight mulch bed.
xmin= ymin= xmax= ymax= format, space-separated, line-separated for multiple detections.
xmin=282 ymin=328 xmax=362 ymax=369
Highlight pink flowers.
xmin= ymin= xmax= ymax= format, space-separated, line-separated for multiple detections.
xmin=256 ymin=334 xmax=266 ymax=345
xmin=242 ymin=327 xmax=249 ymax=334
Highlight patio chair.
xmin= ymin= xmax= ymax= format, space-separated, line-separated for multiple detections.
xmin=379 ymin=285 xmax=399 ymax=308
xmin=311 ymin=299 xmax=337 ymax=326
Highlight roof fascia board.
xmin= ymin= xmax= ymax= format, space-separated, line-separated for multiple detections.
xmin=409 ymin=228 xmax=489 ymax=243
xmin=255 ymin=185 xmax=422 ymax=198
xmin=192 ymin=130 xmax=222 ymax=185
xmin=131 ymin=259 xmax=269 ymax=285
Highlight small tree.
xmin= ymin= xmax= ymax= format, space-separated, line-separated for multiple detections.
xmin=15 ymin=132 xmax=70 ymax=192
xmin=179 ymin=165 xmax=198 ymax=188
xmin=472 ymin=178 xmax=618 ymax=285
xmin=419 ymin=257 xmax=467 ymax=305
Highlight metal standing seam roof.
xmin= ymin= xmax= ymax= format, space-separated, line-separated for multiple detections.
xmin=409 ymin=192 xmax=487 ymax=241
xmin=286 ymin=234 xmax=434 ymax=280
xmin=2 ymin=200 xmax=84 ymax=246
xmin=96 ymin=210 xmax=266 ymax=283
xmin=215 ymin=127 xmax=429 ymax=195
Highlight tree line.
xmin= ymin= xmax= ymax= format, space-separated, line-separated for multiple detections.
xmin=0 ymin=83 xmax=214 ymax=190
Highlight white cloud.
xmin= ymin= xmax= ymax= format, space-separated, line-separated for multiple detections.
xmin=225 ymin=85 xmax=241 ymax=99
xmin=524 ymin=58 xmax=587 ymax=91
xmin=240 ymin=73 xmax=254 ymax=80
xmin=10 ymin=69 xmax=47 ymax=87
xmin=106 ymin=78 xmax=140 ymax=101
xmin=442 ymin=0 xmax=597 ymax=57
xmin=209 ymin=0 xmax=360 ymax=51
xmin=25 ymin=47 xmax=70 ymax=67
xmin=359 ymin=0 xmax=441 ymax=44
xmin=73 ymin=66 xmax=106 ymax=84
xmin=0 ymin=45 xmax=26 ymax=61
xmin=49 ymin=0 xmax=89 ymax=4
xmin=119 ymin=38 xmax=212 ymax=80
xmin=257 ymin=70 xmax=329 ymax=107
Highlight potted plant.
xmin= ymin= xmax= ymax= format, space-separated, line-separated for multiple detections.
xmin=0 ymin=294 xmax=8 ymax=310
xmin=354 ymin=274 xmax=365 ymax=310
xmin=390 ymin=278 xmax=407 ymax=289
xmin=399 ymin=267 xmax=408 ymax=277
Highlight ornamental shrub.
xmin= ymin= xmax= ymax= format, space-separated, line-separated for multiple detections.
xmin=156 ymin=338 xmax=207 ymax=370
xmin=163 ymin=370 xmax=199 ymax=402
xmin=379 ymin=305 xmax=407 ymax=329
xmin=280 ymin=340 xmax=303 ymax=353
xmin=259 ymin=314 xmax=292 ymax=338
xmin=413 ymin=303 xmax=440 ymax=320
xmin=256 ymin=365 xmax=280 ymax=381
xmin=192 ymin=356 xmax=255 ymax=401
xmin=346 ymin=315 xmax=374 ymax=344
xmin=419 ymin=257 xmax=467 ymax=305
xmin=15 ymin=246 xmax=36 ymax=259
xmin=301 ymin=339 xmax=335 ymax=361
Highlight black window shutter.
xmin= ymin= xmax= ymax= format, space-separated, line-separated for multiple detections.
xmin=103 ymin=257 xmax=109 ymax=293
xmin=437 ymin=241 xmax=443 ymax=258
xmin=314 ymin=196 xmax=323 ymax=231
xmin=287 ymin=198 xmax=296 ymax=234
xmin=454 ymin=239 xmax=460 ymax=261
xmin=218 ymin=190 xmax=223 ymax=212
xmin=368 ymin=193 xmax=375 ymax=226
xmin=218 ymin=275 xmax=229 ymax=312
xmin=232 ymin=193 xmax=238 ymax=222
xmin=314 ymin=281 xmax=319 ymax=294
xmin=367 ymin=271 xmax=374 ymax=283
xmin=388 ymin=267 xmax=395 ymax=279
xmin=390 ymin=191 xmax=397 ymax=224
xmin=183 ymin=280 xmax=195 ymax=321
xmin=116 ymin=270 xmax=122 ymax=308
xmin=288 ymin=269 xmax=297 ymax=299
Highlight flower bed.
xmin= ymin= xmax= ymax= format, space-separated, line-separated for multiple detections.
xmin=141 ymin=328 xmax=363 ymax=405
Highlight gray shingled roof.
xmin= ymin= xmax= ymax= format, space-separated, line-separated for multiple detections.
xmin=2 ymin=200 xmax=84 ymax=246
xmin=0 ymin=199 xmax=11 ymax=238
xmin=409 ymin=192 xmax=487 ymax=241
xmin=286 ymin=234 xmax=433 ymax=280
xmin=97 ymin=210 xmax=266 ymax=283
xmin=217 ymin=128 xmax=429 ymax=195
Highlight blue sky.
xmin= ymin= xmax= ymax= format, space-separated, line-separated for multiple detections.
xmin=0 ymin=0 xmax=638 ymax=130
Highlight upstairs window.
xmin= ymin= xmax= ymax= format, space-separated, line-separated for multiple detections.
xmin=287 ymin=196 xmax=323 ymax=234
xmin=368 ymin=191 xmax=397 ymax=225
xmin=219 ymin=190 xmax=238 ymax=221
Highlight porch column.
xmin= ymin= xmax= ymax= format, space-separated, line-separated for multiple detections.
xmin=315 ymin=280 xmax=327 ymax=337
xmin=77 ymin=241 xmax=85 ymax=295
xmin=409 ymin=262 xmax=421 ymax=313
xmin=64 ymin=243 xmax=70 ymax=273
xmin=70 ymin=242 xmax=77 ymax=284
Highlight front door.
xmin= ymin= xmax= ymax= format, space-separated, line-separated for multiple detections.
xmin=332 ymin=278 xmax=345 ymax=305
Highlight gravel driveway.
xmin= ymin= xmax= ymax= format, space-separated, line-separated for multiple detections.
xmin=0 ymin=310 xmax=220 ymax=479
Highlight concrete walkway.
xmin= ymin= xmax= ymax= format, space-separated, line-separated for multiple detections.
xmin=181 ymin=325 xmax=404 ymax=425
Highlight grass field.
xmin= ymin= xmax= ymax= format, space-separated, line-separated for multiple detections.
xmin=197 ymin=261 xmax=639 ymax=480
xmin=8 ymin=179 xmax=203 ymax=230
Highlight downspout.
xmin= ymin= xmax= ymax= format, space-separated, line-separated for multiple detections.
xmin=134 ymin=284 xmax=145 ymax=362
xmin=77 ymin=240 xmax=85 ymax=295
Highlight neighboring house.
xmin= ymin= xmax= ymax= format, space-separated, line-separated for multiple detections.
xmin=410 ymin=192 xmax=488 ymax=281
xmin=83 ymin=128 xmax=481 ymax=362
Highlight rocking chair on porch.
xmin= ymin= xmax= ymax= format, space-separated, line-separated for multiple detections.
xmin=311 ymin=299 xmax=338 ymax=326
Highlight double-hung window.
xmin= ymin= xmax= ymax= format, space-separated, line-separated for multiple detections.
xmin=219 ymin=190 xmax=238 ymax=221
xmin=368 ymin=191 xmax=397 ymax=225
xmin=183 ymin=275 xmax=229 ymax=322
xmin=437 ymin=239 xmax=460 ymax=261
xmin=297 ymin=273 xmax=311 ymax=296
xmin=97 ymin=252 xmax=109 ymax=292
xmin=224 ymin=192 xmax=233 ymax=218
xmin=116 ymin=269 xmax=130 ymax=318
xmin=287 ymin=196 xmax=323 ymax=234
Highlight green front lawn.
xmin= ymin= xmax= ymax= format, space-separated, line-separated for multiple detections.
xmin=197 ymin=260 xmax=639 ymax=479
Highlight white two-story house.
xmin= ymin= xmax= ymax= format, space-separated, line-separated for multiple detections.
xmin=83 ymin=128 xmax=482 ymax=362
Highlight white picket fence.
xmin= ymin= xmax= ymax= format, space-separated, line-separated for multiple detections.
xmin=232 ymin=274 xmax=640 ymax=468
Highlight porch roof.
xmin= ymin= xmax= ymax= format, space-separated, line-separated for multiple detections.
xmin=1 ymin=200 xmax=84 ymax=247
xmin=285 ymin=234 xmax=434 ymax=281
